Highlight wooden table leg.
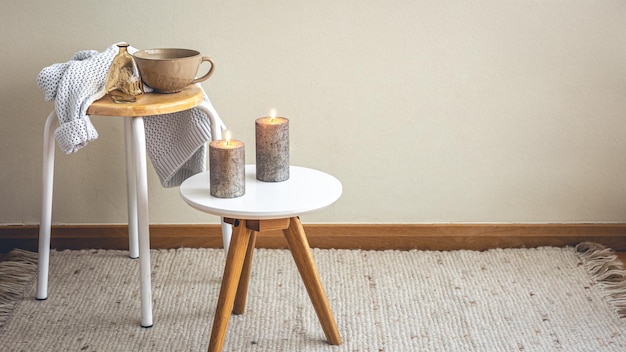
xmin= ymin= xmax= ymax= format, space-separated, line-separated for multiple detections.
xmin=233 ymin=230 xmax=257 ymax=315
xmin=283 ymin=217 xmax=342 ymax=345
xmin=207 ymin=219 xmax=253 ymax=352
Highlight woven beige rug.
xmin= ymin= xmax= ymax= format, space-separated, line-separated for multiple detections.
xmin=0 ymin=243 xmax=625 ymax=351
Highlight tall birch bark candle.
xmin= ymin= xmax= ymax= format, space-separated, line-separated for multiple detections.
xmin=209 ymin=130 xmax=245 ymax=198
xmin=255 ymin=109 xmax=289 ymax=182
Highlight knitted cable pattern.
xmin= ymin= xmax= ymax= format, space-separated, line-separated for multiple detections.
xmin=37 ymin=43 xmax=221 ymax=187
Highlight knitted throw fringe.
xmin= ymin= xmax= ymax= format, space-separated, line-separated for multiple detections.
xmin=0 ymin=249 xmax=38 ymax=328
xmin=576 ymin=242 xmax=626 ymax=319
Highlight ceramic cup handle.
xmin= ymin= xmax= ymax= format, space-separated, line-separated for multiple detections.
xmin=192 ymin=56 xmax=215 ymax=84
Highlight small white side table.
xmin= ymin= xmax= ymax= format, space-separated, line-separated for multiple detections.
xmin=180 ymin=165 xmax=343 ymax=352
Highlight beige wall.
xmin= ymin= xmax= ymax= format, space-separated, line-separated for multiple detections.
xmin=1 ymin=1 xmax=625 ymax=225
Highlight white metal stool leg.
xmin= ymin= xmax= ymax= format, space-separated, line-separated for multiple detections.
xmin=221 ymin=221 xmax=232 ymax=254
xmin=36 ymin=110 xmax=57 ymax=300
xmin=197 ymin=98 xmax=232 ymax=254
xmin=124 ymin=118 xmax=139 ymax=259
xmin=130 ymin=117 xmax=153 ymax=328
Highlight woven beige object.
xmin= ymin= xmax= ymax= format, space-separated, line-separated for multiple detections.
xmin=0 ymin=244 xmax=625 ymax=351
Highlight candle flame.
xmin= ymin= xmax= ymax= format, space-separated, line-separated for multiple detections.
xmin=224 ymin=130 xmax=232 ymax=146
xmin=270 ymin=109 xmax=276 ymax=122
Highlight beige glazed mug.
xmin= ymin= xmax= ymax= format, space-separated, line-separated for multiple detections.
xmin=133 ymin=48 xmax=215 ymax=93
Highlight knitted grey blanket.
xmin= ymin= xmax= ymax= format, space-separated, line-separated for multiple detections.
xmin=36 ymin=43 xmax=223 ymax=188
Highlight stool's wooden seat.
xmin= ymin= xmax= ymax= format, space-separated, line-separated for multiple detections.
xmin=87 ymin=85 xmax=204 ymax=117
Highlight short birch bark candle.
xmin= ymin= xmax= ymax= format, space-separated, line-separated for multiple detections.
xmin=209 ymin=130 xmax=245 ymax=198
xmin=255 ymin=109 xmax=289 ymax=182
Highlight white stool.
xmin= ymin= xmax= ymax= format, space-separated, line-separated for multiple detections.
xmin=37 ymin=85 xmax=232 ymax=328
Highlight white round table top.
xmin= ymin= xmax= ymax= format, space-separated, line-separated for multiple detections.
xmin=180 ymin=165 xmax=342 ymax=220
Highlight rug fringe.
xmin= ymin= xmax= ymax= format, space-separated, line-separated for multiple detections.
xmin=0 ymin=249 xmax=38 ymax=328
xmin=576 ymin=242 xmax=626 ymax=319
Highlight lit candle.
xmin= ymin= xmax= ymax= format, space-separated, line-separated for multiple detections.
xmin=255 ymin=109 xmax=289 ymax=182
xmin=209 ymin=130 xmax=245 ymax=198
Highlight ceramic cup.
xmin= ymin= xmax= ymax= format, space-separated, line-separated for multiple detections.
xmin=133 ymin=48 xmax=215 ymax=93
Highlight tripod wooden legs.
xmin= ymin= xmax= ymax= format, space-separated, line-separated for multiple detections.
xmin=207 ymin=217 xmax=341 ymax=352
xmin=207 ymin=219 xmax=253 ymax=352
xmin=232 ymin=229 xmax=257 ymax=315
xmin=282 ymin=217 xmax=342 ymax=345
